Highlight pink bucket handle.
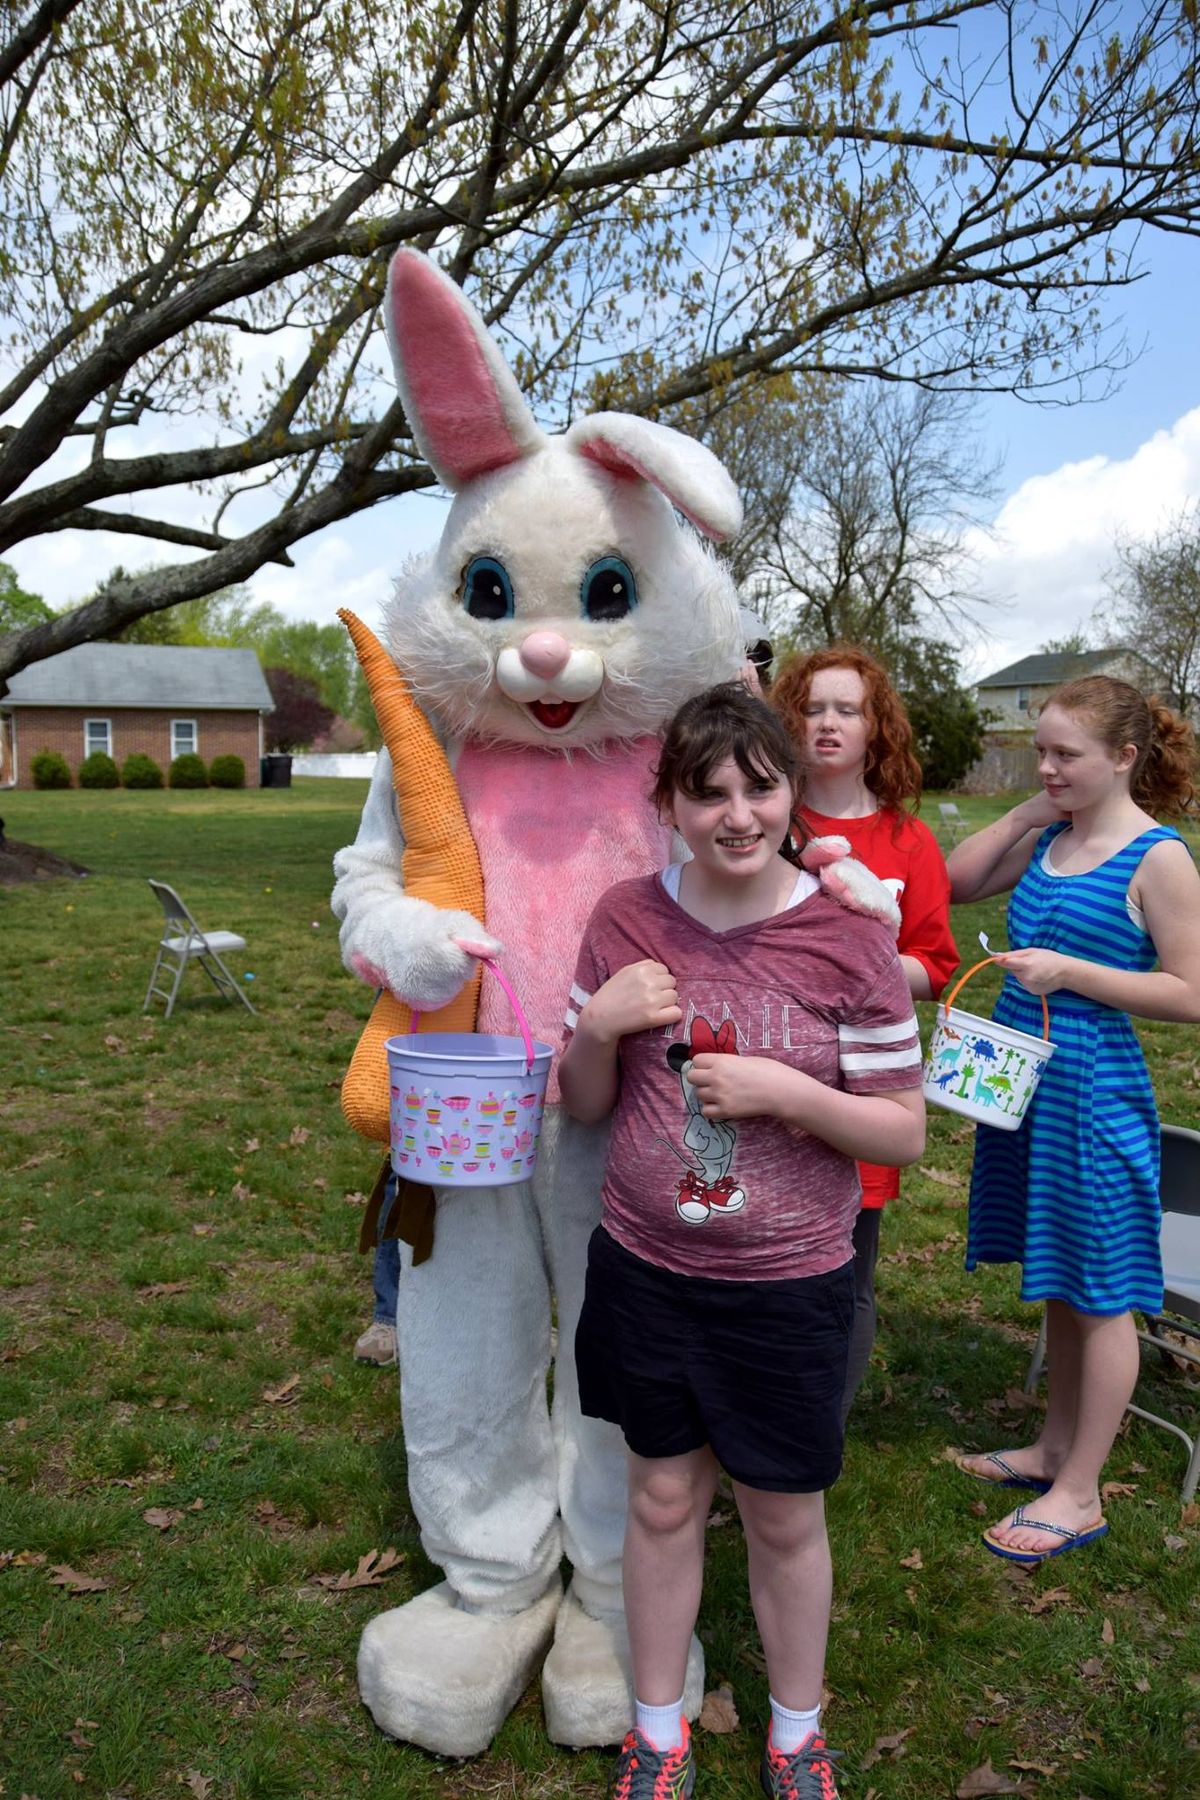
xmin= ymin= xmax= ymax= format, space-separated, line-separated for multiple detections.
xmin=409 ymin=957 xmax=538 ymax=1073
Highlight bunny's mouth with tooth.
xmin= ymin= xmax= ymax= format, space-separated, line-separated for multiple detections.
xmin=527 ymin=699 xmax=581 ymax=730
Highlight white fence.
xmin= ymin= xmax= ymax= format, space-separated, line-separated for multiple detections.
xmin=292 ymin=752 xmax=379 ymax=779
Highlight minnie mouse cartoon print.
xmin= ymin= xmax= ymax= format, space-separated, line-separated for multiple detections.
xmin=665 ymin=1015 xmax=748 ymax=1223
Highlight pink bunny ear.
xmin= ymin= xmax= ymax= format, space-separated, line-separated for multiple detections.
xmin=384 ymin=250 xmax=547 ymax=490
xmin=565 ymin=413 xmax=743 ymax=543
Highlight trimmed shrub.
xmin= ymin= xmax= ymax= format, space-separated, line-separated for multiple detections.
xmin=79 ymin=751 xmax=120 ymax=789
xmin=31 ymin=748 xmax=71 ymax=789
xmin=122 ymin=752 xmax=164 ymax=789
xmin=168 ymin=752 xmax=208 ymax=789
xmin=209 ymin=753 xmax=245 ymax=789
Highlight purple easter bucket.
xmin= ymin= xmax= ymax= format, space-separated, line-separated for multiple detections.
xmin=385 ymin=962 xmax=553 ymax=1188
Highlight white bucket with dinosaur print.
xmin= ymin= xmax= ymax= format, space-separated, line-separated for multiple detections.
xmin=922 ymin=960 xmax=1054 ymax=1130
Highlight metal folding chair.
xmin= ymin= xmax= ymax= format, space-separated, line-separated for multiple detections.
xmin=938 ymin=801 xmax=968 ymax=846
xmin=1025 ymin=1123 xmax=1200 ymax=1499
xmin=143 ymin=880 xmax=257 ymax=1018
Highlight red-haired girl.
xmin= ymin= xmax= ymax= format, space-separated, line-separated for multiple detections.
xmin=773 ymin=645 xmax=958 ymax=1418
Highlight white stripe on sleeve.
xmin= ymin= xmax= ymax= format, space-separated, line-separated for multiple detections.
xmin=840 ymin=1046 xmax=922 ymax=1072
xmin=564 ymin=1006 xmax=580 ymax=1031
xmin=837 ymin=1015 xmax=919 ymax=1045
xmin=569 ymin=982 xmax=592 ymax=1009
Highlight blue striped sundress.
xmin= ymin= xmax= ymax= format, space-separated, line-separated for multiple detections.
xmin=966 ymin=822 xmax=1184 ymax=1315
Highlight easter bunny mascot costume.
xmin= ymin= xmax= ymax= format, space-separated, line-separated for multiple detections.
xmin=331 ymin=249 xmax=746 ymax=1758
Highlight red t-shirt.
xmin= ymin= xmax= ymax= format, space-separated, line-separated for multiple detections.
xmin=798 ymin=806 xmax=958 ymax=1207
xmin=564 ymin=870 xmax=921 ymax=1281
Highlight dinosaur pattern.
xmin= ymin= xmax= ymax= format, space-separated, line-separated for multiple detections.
xmin=923 ymin=1009 xmax=1050 ymax=1128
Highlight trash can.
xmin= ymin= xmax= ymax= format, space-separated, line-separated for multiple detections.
xmin=260 ymin=754 xmax=293 ymax=789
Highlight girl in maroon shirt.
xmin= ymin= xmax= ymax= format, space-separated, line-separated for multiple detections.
xmin=561 ymin=683 xmax=924 ymax=1800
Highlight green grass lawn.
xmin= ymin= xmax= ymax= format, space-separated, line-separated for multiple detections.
xmin=2 ymin=785 xmax=1198 ymax=1799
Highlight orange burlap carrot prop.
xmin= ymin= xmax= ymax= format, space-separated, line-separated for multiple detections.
xmin=337 ymin=608 xmax=484 ymax=1143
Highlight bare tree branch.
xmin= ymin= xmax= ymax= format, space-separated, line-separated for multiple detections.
xmin=1 ymin=0 xmax=1198 ymax=688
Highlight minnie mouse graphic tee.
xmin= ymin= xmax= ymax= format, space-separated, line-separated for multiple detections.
xmin=564 ymin=869 xmax=921 ymax=1281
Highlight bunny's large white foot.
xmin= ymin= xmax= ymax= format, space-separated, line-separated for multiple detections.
xmin=357 ymin=1578 xmax=560 ymax=1758
xmin=541 ymin=1583 xmax=705 ymax=1749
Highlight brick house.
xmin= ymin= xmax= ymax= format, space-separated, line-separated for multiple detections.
xmin=0 ymin=644 xmax=274 ymax=789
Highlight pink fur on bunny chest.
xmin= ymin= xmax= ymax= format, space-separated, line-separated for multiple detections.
xmin=456 ymin=736 xmax=671 ymax=1102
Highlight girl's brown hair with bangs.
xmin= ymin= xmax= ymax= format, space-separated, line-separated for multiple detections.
xmin=651 ymin=682 xmax=799 ymax=814
xmin=771 ymin=643 xmax=924 ymax=813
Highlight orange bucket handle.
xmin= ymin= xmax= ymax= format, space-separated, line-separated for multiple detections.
xmin=940 ymin=958 xmax=1051 ymax=1043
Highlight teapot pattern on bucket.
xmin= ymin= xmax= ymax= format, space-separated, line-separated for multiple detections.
xmin=388 ymin=1077 xmax=544 ymax=1185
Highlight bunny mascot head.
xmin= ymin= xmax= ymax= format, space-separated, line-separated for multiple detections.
xmin=331 ymin=250 xmax=744 ymax=1758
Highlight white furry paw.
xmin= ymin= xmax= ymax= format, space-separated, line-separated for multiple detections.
xmin=341 ymin=895 xmax=502 ymax=1008
xmin=798 ymin=833 xmax=852 ymax=871
xmin=820 ymin=856 xmax=901 ymax=932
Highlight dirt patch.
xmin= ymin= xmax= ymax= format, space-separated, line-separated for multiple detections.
xmin=0 ymin=830 xmax=89 ymax=886
xmin=142 ymin=1104 xmax=183 ymax=1133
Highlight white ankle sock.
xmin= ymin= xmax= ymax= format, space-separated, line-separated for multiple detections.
xmin=770 ymin=1696 xmax=821 ymax=1755
xmin=635 ymin=1696 xmax=685 ymax=1750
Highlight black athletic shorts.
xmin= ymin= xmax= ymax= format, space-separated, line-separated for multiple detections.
xmin=575 ymin=1226 xmax=854 ymax=1493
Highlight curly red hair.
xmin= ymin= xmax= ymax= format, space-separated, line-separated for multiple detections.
xmin=772 ymin=643 xmax=923 ymax=813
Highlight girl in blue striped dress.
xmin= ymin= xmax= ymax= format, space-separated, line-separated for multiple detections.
xmin=947 ymin=676 xmax=1200 ymax=1563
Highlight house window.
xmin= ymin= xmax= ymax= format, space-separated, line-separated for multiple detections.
xmin=171 ymin=719 xmax=198 ymax=759
xmin=1016 ymin=686 xmax=1031 ymax=713
xmin=84 ymin=718 xmax=112 ymax=757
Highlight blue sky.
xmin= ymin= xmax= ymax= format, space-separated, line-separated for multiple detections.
xmin=950 ymin=223 xmax=1200 ymax=679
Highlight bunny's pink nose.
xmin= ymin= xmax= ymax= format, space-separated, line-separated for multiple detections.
xmin=518 ymin=631 xmax=572 ymax=679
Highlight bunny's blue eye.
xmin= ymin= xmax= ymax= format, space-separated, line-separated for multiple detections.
xmin=462 ymin=556 xmax=514 ymax=621
xmin=581 ymin=556 xmax=636 ymax=622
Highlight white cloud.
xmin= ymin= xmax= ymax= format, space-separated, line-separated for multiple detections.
xmin=961 ymin=406 xmax=1200 ymax=679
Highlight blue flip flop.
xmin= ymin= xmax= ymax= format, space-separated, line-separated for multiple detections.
xmin=982 ymin=1504 xmax=1110 ymax=1564
xmin=955 ymin=1451 xmax=1052 ymax=1495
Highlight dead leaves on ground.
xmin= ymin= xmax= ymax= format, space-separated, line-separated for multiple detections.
xmin=142 ymin=1499 xmax=202 ymax=1531
xmin=956 ymin=1761 xmax=1021 ymax=1797
xmin=143 ymin=1506 xmax=184 ymax=1531
xmin=261 ymin=1373 xmax=300 ymax=1405
xmin=861 ymin=1726 xmax=915 ymax=1768
xmin=1100 ymin=1479 xmax=1137 ymax=1501
xmin=698 ymin=1683 xmax=739 ymax=1733
xmin=48 ymin=1565 xmax=111 ymax=1595
xmin=309 ymin=1547 xmax=405 ymax=1592
xmin=1 ymin=1548 xmax=46 ymax=1572
xmin=1026 ymin=1586 xmax=1072 ymax=1616
xmin=885 ymin=1231 xmax=962 ymax=1268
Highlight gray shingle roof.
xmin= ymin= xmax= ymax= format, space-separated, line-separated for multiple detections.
xmin=977 ymin=647 xmax=1138 ymax=689
xmin=4 ymin=643 xmax=273 ymax=710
